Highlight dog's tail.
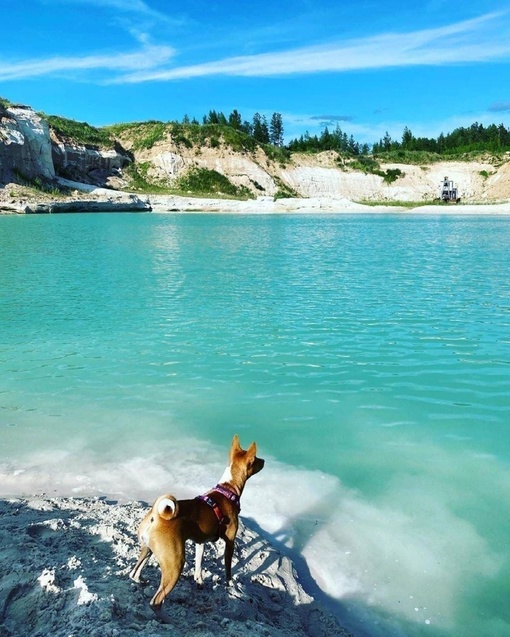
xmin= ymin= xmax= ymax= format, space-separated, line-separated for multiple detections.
xmin=154 ymin=494 xmax=179 ymax=520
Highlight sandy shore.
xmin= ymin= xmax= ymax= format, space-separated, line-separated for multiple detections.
xmin=1 ymin=180 xmax=510 ymax=214
xmin=0 ymin=496 xmax=350 ymax=637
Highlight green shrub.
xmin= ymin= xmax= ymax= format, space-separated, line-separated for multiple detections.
xmin=177 ymin=167 xmax=251 ymax=198
xmin=382 ymin=168 xmax=404 ymax=184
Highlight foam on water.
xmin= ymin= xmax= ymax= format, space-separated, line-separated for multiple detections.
xmin=1 ymin=429 xmax=508 ymax=636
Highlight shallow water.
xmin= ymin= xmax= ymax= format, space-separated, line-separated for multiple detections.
xmin=1 ymin=212 xmax=510 ymax=636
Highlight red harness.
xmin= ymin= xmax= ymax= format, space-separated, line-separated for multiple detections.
xmin=196 ymin=484 xmax=240 ymax=530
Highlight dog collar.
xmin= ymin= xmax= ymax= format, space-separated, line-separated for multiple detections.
xmin=212 ymin=484 xmax=241 ymax=511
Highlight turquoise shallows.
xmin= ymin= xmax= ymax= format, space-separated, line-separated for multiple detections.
xmin=1 ymin=212 xmax=510 ymax=637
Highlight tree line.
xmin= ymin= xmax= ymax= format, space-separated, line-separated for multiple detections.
xmin=287 ymin=125 xmax=370 ymax=155
xmin=287 ymin=121 xmax=510 ymax=156
xmin=182 ymin=109 xmax=284 ymax=146
xmin=372 ymin=122 xmax=510 ymax=155
xmin=178 ymin=108 xmax=510 ymax=157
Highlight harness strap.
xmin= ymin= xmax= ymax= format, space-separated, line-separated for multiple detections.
xmin=196 ymin=494 xmax=227 ymax=526
xmin=212 ymin=484 xmax=241 ymax=511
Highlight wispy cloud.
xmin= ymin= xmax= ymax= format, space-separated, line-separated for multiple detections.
xmin=310 ymin=115 xmax=355 ymax=124
xmin=3 ymin=9 xmax=509 ymax=87
xmin=0 ymin=44 xmax=175 ymax=82
xmin=488 ymin=101 xmax=510 ymax=113
xmin=46 ymin=0 xmax=176 ymax=23
xmin=114 ymin=11 xmax=510 ymax=83
xmin=42 ymin=0 xmax=185 ymax=45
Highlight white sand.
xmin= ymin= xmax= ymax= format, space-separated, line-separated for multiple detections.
xmin=0 ymin=496 xmax=351 ymax=637
xmin=2 ymin=179 xmax=510 ymax=214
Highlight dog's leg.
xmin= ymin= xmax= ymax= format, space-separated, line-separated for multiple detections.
xmin=194 ymin=543 xmax=205 ymax=586
xmin=224 ymin=537 xmax=235 ymax=583
xmin=129 ymin=545 xmax=152 ymax=584
xmin=150 ymin=541 xmax=186 ymax=608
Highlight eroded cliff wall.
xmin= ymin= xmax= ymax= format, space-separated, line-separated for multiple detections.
xmin=0 ymin=105 xmax=130 ymax=187
xmin=0 ymin=106 xmax=55 ymax=182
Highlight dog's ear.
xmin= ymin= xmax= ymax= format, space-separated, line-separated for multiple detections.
xmin=247 ymin=441 xmax=257 ymax=458
xmin=231 ymin=434 xmax=242 ymax=455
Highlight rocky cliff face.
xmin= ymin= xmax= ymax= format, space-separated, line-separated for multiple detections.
xmin=135 ymin=137 xmax=510 ymax=202
xmin=51 ymin=140 xmax=130 ymax=187
xmin=0 ymin=105 xmax=130 ymax=188
xmin=2 ymin=103 xmax=510 ymax=203
xmin=0 ymin=106 xmax=55 ymax=182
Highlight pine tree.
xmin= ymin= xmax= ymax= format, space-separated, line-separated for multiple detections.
xmin=402 ymin=126 xmax=414 ymax=150
xmin=252 ymin=113 xmax=270 ymax=144
xmin=228 ymin=109 xmax=242 ymax=129
xmin=269 ymin=112 xmax=284 ymax=146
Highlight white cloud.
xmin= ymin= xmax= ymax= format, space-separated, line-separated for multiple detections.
xmin=113 ymin=11 xmax=510 ymax=83
xmin=47 ymin=0 xmax=173 ymax=22
xmin=3 ymin=9 xmax=509 ymax=88
xmin=0 ymin=44 xmax=175 ymax=82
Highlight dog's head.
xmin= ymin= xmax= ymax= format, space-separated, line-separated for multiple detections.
xmin=230 ymin=434 xmax=265 ymax=480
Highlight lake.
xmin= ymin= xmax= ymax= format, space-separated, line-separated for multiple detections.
xmin=1 ymin=212 xmax=509 ymax=636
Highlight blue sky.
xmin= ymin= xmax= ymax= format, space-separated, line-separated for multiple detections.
xmin=2 ymin=0 xmax=510 ymax=144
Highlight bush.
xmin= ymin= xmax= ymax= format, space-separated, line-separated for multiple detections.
xmin=382 ymin=168 xmax=404 ymax=184
xmin=177 ymin=167 xmax=251 ymax=198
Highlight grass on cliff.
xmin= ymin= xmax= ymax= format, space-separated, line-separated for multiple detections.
xmin=44 ymin=114 xmax=116 ymax=149
xmin=0 ymin=96 xmax=14 ymax=109
xmin=125 ymin=164 xmax=253 ymax=199
xmin=105 ymin=120 xmax=288 ymax=161
xmin=177 ymin=167 xmax=253 ymax=199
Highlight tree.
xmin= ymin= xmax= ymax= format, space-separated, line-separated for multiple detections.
xmin=228 ymin=109 xmax=242 ymax=130
xmin=252 ymin=113 xmax=270 ymax=144
xmin=269 ymin=112 xmax=284 ymax=146
xmin=382 ymin=131 xmax=393 ymax=151
xmin=401 ymin=126 xmax=414 ymax=150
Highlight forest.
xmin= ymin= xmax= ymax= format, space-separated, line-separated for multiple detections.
xmin=197 ymin=109 xmax=510 ymax=157
xmin=288 ymin=122 xmax=510 ymax=157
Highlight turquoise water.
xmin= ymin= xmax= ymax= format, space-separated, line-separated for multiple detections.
xmin=1 ymin=212 xmax=510 ymax=636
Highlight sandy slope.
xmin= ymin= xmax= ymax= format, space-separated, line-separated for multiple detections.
xmin=2 ymin=175 xmax=510 ymax=215
xmin=0 ymin=497 xmax=350 ymax=637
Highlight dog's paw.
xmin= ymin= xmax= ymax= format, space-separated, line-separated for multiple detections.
xmin=151 ymin=604 xmax=172 ymax=623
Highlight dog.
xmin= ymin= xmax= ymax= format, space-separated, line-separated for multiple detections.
xmin=129 ymin=434 xmax=264 ymax=608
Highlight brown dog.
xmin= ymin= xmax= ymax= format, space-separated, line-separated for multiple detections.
xmin=129 ymin=435 xmax=264 ymax=608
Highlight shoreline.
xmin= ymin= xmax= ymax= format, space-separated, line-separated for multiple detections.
xmin=1 ymin=181 xmax=510 ymax=215
xmin=0 ymin=495 xmax=352 ymax=637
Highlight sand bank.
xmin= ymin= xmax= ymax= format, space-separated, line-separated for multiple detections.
xmin=2 ymin=180 xmax=510 ymax=214
xmin=0 ymin=496 xmax=350 ymax=637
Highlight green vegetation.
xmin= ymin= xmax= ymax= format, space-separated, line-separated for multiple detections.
xmin=44 ymin=114 xmax=116 ymax=148
xmin=272 ymin=176 xmax=299 ymax=199
xmin=106 ymin=121 xmax=168 ymax=151
xmin=373 ymin=123 xmax=510 ymax=157
xmin=125 ymin=163 xmax=253 ymax=199
xmin=288 ymin=121 xmax=510 ymax=161
xmin=348 ymin=156 xmax=405 ymax=183
xmin=13 ymin=169 xmax=64 ymax=196
xmin=289 ymin=125 xmax=369 ymax=155
xmin=177 ymin=167 xmax=252 ymax=199
xmin=357 ymin=199 xmax=441 ymax=208
xmin=124 ymin=163 xmax=174 ymax=194
xmin=0 ymin=96 xmax=13 ymax=110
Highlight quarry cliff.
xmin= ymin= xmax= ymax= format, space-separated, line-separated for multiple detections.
xmin=2 ymin=102 xmax=510 ymax=205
